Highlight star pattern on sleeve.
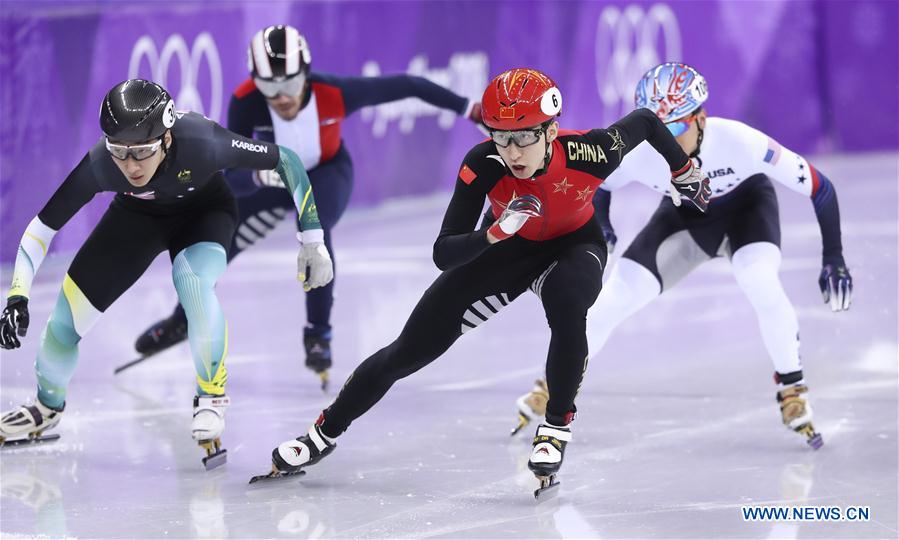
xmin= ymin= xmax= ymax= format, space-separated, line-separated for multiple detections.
xmin=608 ymin=129 xmax=626 ymax=161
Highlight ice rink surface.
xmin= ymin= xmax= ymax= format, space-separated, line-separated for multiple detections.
xmin=1 ymin=153 xmax=896 ymax=539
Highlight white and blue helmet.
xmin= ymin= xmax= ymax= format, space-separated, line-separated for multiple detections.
xmin=634 ymin=63 xmax=708 ymax=125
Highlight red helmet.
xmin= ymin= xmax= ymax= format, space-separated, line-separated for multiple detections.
xmin=481 ymin=68 xmax=562 ymax=130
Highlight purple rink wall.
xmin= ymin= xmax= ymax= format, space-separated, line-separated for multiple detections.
xmin=1 ymin=0 xmax=897 ymax=262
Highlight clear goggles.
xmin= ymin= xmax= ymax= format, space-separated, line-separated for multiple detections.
xmin=254 ymin=73 xmax=305 ymax=99
xmin=105 ymin=137 xmax=164 ymax=161
xmin=665 ymin=112 xmax=698 ymax=137
xmin=489 ymin=126 xmax=546 ymax=148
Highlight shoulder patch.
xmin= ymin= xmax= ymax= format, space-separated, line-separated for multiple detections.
xmin=459 ymin=164 xmax=477 ymax=185
xmin=234 ymin=78 xmax=258 ymax=99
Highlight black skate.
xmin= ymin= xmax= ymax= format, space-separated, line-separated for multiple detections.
xmin=120 ymin=306 xmax=188 ymax=374
xmin=528 ymin=423 xmax=571 ymax=500
xmin=249 ymin=419 xmax=336 ymax=484
xmin=304 ymin=330 xmax=332 ymax=391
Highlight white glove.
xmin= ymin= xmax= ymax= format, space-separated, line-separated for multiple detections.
xmin=253 ymin=169 xmax=284 ymax=188
xmin=296 ymin=230 xmax=333 ymax=292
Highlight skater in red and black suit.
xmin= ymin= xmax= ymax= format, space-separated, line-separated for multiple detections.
xmin=258 ymin=68 xmax=711 ymax=496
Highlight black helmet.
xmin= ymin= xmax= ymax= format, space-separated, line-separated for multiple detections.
xmin=99 ymin=79 xmax=176 ymax=142
xmin=247 ymin=25 xmax=311 ymax=81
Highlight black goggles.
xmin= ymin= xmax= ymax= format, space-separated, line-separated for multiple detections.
xmin=105 ymin=137 xmax=164 ymax=161
xmin=254 ymin=73 xmax=305 ymax=99
xmin=489 ymin=125 xmax=547 ymax=148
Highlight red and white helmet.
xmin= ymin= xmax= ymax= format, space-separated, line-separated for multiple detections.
xmin=247 ymin=25 xmax=311 ymax=81
xmin=481 ymin=68 xmax=562 ymax=130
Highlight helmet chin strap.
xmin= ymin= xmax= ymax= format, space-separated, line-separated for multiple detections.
xmin=530 ymin=130 xmax=554 ymax=178
xmin=690 ymin=118 xmax=705 ymax=167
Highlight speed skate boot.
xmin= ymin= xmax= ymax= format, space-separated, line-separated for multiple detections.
xmin=135 ymin=305 xmax=188 ymax=356
xmin=528 ymin=421 xmax=571 ymax=499
xmin=250 ymin=414 xmax=336 ymax=484
xmin=775 ymin=372 xmax=822 ymax=449
xmin=511 ymin=378 xmax=548 ymax=435
xmin=304 ymin=326 xmax=332 ymax=391
xmin=0 ymin=400 xmax=64 ymax=447
xmin=192 ymin=395 xmax=229 ymax=470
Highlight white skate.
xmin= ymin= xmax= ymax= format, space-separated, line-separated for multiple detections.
xmin=192 ymin=395 xmax=229 ymax=470
xmin=0 ymin=400 xmax=64 ymax=447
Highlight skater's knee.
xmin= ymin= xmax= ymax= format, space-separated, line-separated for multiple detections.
xmin=543 ymin=297 xmax=589 ymax=330
xmin=47 ymin=275 xmax=101 ymax=347
xmin=363 ymin=341 xmax=431 ymax=382
xmin=172 ymin=243 xmax=228 ymax=292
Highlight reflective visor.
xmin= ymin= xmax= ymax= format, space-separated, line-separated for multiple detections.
xmin=105 ymin=138 xmax=163 ymax=161
xmin=254 ymin=74 xmax=305 ymax=99
xmin=489 ymin=128 xmax=544 ymax=148
xmin=665 ymin=113 xmax=697 ymax=137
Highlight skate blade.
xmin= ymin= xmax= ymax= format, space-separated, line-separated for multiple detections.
xmin=796 ymin=424 xmax=824 ymax=450
xmin=113 ymin=355 xmax=153 ymax=375
xmin=248 ymin=466 xmax=307 ymax=485
xmin=510 ymin=413 xmax=530 ymax=436
xmin=318 ymin=370 xmax=330 ymax=392
xmin=0 ymin=433 xmax=61 ymax=448
xmin=199 ymin=438 xmax=227 ymax=470
xmin=202 ymin=449 xmax=227 ymax=470
xmin=533 ymin=475 xmax=560 ymax=500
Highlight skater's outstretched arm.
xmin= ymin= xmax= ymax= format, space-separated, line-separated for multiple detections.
xmin=273 ymin=146 xmax=332 ymax=291
xmin=213 ymin=124 xmax=331 ymax=291
xmin=2 ymin=155 xmax=101 ymax=349
xmin=331 ymin=73 xmax=478 ymax=121
xmin=725 ymin=120 xmax=852 ymax=311
xmin=594 ymin=108 xmax=710 ymax=211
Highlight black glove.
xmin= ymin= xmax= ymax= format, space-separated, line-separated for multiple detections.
xmin=601 ymin=226 xmax=618 ymax=254
xmin=818 ymin=263 xmax=852 ymax=312
xmin=669 ymin=159 xmax=711 ymax=212
xmin=0 ymin=295 xmax=30 ymax=350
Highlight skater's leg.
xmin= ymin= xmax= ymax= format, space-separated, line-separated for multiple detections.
xmin=5 ymin=204 xmax=166 ymax=440
xmin=513 ymin=214 xmax=708 ymax=433
xmin=35 ymin=276 xmax=103 ymax=408
xmin=171 ymin=242 xmax=229 ymax=398
xmin=169 ymin=200 xmax=236 ymax=464
xmin=133 ymin=186 xmax=293 ymax=356
xmin=272 ymin=261 xmax=531 ymax=473
xmin=538 ymin=243 xmax=605 ymax=426
xmin=319 ymin=269 xmax=500 ymax=438
xmin=731 ymin=243 xmax=801 ymax=375
xmin=295 ymin=245 xmax=536 ymax=438
xmin=730 ymin=242 xmax=820 ymax=447
xmin=585 ymin=258 xmax=661 ymax=355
